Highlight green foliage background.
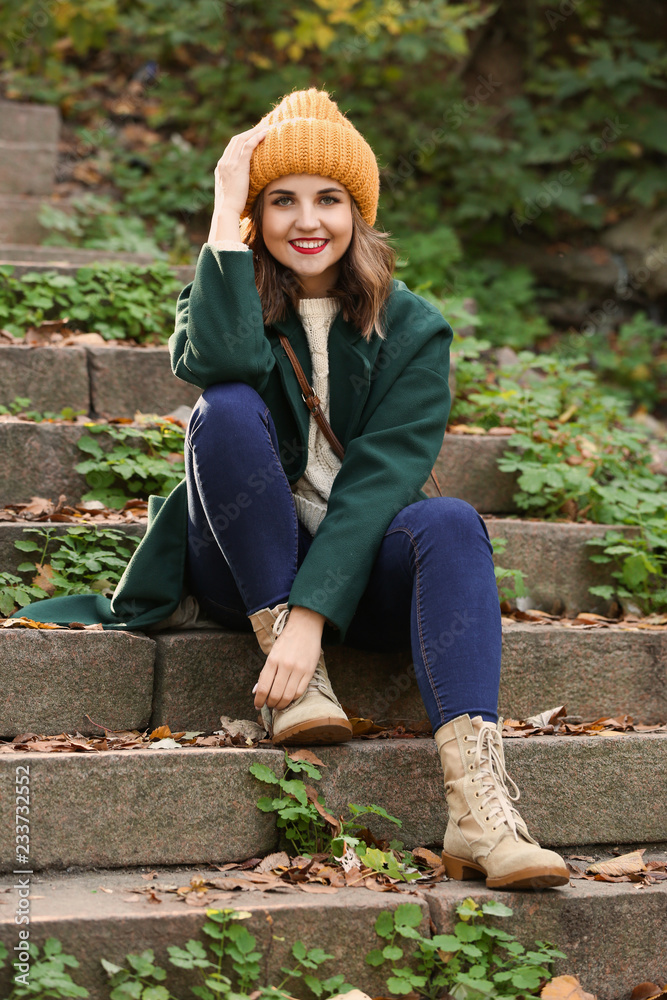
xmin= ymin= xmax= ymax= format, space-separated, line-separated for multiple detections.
xmin=1 ymin=0 xmax=666 ymax=281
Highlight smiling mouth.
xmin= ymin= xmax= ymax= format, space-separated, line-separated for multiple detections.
xmin=289 ymin=239 xmax=330 ymax=254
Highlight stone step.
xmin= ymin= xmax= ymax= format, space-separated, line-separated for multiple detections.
xmin=150 ymin=622 xmax=667 ymax=733
xmin=0 ymin=242 xmax=195 ymax=283
xmin=0 ymin=102 xmax=61 ymax=148
xmin=0 ymin=194 xmax=56 ymax=243
xmin=0 ymin=346 xmax=201 ymax=419
xmin=0 ymin=140 xmax=58 ymax=196
xmin=0 ymin=101 xmax=59 ymax=196
xmin=0 ymin=735 xmax=665 ymax=874
xmin=1 ymin=864 xmax=665 ymax=1000
xmin=2 ymin=622 xmax=664 ymax=740
xmin=0 ymin=630 xmax=155 ymax=737
xmin=0 ymin=420 xmax=517 ymax=511
xmin=0 ymin=515 xmax=638 ymax=616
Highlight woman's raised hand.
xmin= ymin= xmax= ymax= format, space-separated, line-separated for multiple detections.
xmin=211 ymin=122 xmax=271 ymax=221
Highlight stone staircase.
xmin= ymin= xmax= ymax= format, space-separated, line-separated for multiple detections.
xmin=0 ymin=100 xmax=666 ymax=1000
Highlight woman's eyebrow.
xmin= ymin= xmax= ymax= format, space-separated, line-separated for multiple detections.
xmin=267 ymin=187 xmax=346 ymax=196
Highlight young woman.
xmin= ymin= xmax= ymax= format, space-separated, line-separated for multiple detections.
xmin=173 ymin=88 xmax=569 ymax=890
xmin=18 ymin=88 xmax=569 ymax=891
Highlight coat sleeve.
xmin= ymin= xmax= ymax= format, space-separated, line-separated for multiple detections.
xmin=288 ymin=298 xmax=453 ymax=640
xmin=169 ymin=244 xmax=275 ymax=391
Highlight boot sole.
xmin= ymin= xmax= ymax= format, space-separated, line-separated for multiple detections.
xmin=442 ymin=852 xmax=570 ymax=890
xmin=272 ymin=717 xmax=353 ymax=746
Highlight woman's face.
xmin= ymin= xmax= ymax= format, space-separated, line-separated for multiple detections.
xmin=261 ymin=173 xmax=353 ymax=296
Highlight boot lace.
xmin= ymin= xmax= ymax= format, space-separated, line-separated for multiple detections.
xmin=272 ymin=607 xmax=291 ymax=639
xmin=466 ymin=724 xmax=523 ymax=840
xmin=291 ymin=662 xmax=343 ymax=710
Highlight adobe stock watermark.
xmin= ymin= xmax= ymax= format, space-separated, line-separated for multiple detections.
xmin=6 ymin=0 xmax=66 ymax=53
xmin=544 ymin=0 xmax=586 ymax=31
xmin=383 ymin=73 xmax=502 ymax=192
xmin=512 ymin=116 xmax=629 ymax=233
xmin=348 ymin=326 xmax=416 ymax=395
xmin=13 ymin=764 xmax=32 ymax=989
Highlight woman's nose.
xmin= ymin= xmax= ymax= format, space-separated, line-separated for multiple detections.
xmin=294 ymin=205 xmax=320 ymax=230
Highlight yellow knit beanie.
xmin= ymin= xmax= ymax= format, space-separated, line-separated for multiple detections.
xmin=243 ymin=88 xmax=380 ymax=226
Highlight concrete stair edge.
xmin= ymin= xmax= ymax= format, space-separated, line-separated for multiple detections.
xmin=1 ymin=865 xmax=666 ymax=1000
xmin=2 ymin=621 xmax=664 ymax=739
xmin=0 ymin=735 xmax=666 ymax=873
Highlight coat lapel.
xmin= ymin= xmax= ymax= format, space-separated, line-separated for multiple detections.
xmin=328 ymin=311 xmax=384 ymax=446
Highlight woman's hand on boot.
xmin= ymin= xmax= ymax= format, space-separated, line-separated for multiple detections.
xmin=253 ymin=606 xmax=326 ymax=711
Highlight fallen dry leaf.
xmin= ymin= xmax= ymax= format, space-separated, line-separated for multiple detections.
xmin=297 ymin=883 xmax=339 ymax=894
xmin=412 ymin=847 xmax=443 ymax=869
xmin=631 ymin=984 xmax=667 ymax=1000
xmin=526 ymin=705 xmax=567 ymax=728
xmin=254 ymin=852 xmax=290 ymax=874
xmin=287 ymin=749 xmax=325 ymax=767
xmin=541 ymin=975 xmax=596 ymax=1000
xmin=217 ymin=716 xmax=266 ymax=743
xmin=1 ymin=617 xmax=66 ymax=630
xmin=588 ymin=850 xmax=646 ymax=877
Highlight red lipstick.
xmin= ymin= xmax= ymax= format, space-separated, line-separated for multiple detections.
xmin=289 ymin=239 xmax=330 ymax=255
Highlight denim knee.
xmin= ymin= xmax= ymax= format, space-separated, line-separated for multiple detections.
xmin=187 ymin=381 xmax=265 ymax=447
xmin=397 ymin=497 xmax=492 ymax=547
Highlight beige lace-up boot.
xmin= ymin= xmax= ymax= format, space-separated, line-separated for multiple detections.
xmin=249 ymin=603 xmax=353 ymax=745
xmin=434 ymin=714 xmax=569 ymax=889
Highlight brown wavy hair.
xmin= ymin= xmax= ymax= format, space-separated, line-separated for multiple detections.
xmin=239 ymin=192 xmax=396 ymax=341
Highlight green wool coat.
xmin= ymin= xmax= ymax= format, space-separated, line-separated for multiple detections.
xmin=14 ymin=246 xmax=453 ymax=640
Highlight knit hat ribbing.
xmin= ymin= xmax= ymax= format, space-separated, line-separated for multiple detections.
xmin=243 ymin=89 xmax=380 ymax=226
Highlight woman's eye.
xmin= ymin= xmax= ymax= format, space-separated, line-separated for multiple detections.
xmin=273 ymin=196 xmax=292 ymax=206
xmin=321 ymin=196 xmax=339 ymax=205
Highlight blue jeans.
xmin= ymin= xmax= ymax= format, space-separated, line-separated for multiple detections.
xmin=185 ymin=382 xmax=502 ymax=731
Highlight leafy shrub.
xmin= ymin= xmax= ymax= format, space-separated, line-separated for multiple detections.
xmin=0 ymin=262 xmax=182 ymax=343
xmin=0 ymin=525 xmax=141 ymax=615
xmin=366 ymin=898 xmax=566 ymax=1000
xmin=76 ymin=420 xmax=185 ymax=507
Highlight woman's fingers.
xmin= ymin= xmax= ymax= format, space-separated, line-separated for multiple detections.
xmin=254 ymin=655 xmax=318 ymax=711
xmin=254 ymin=659 xmax=279 ymax=710
xmin=212 ymin=124 xmax=271 ymax=217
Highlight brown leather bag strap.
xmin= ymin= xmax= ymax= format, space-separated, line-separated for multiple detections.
xmin=278 ymin=333 xmax=345 ymax=461
xmin=278 ymin=332 xmax=443 ymax=496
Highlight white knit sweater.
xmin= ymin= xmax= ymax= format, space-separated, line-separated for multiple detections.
xmin=209 ymin=240 xmax=342 ymax=535
xmin=291 ymin=296 xmax=342 ymax=534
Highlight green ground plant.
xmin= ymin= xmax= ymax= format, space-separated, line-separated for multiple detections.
xmin=366 ymin=898 xmax=566 ymax=1000
xmin=0 ymin=571 xmax=51 ymax=617
xmin=448 ymin=337 xmax=667 ymax=613
xmin=0 ymin=901 xmax=567 ymax=1000
xmin=0 ymin=525 xmax=141 ymax=615
xmin=0 ymin=262 xmax=182 ymax=343
xmin=0 ymin=396 xmax=87 ymax=421
xmin=75 ymin=420 xmax=185 ymax=507
xmin=490 ymin=537 xmax=528 ymax=606
xmin=37 ymin=192 xmax=191 ymax=263
xmin=250 ymin=752 xmax=422 ymax=882
xmin=0 ymin=910 xmax=354 ymax=1000
xmin=0 ymin=938 xmax=88 ymax=999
